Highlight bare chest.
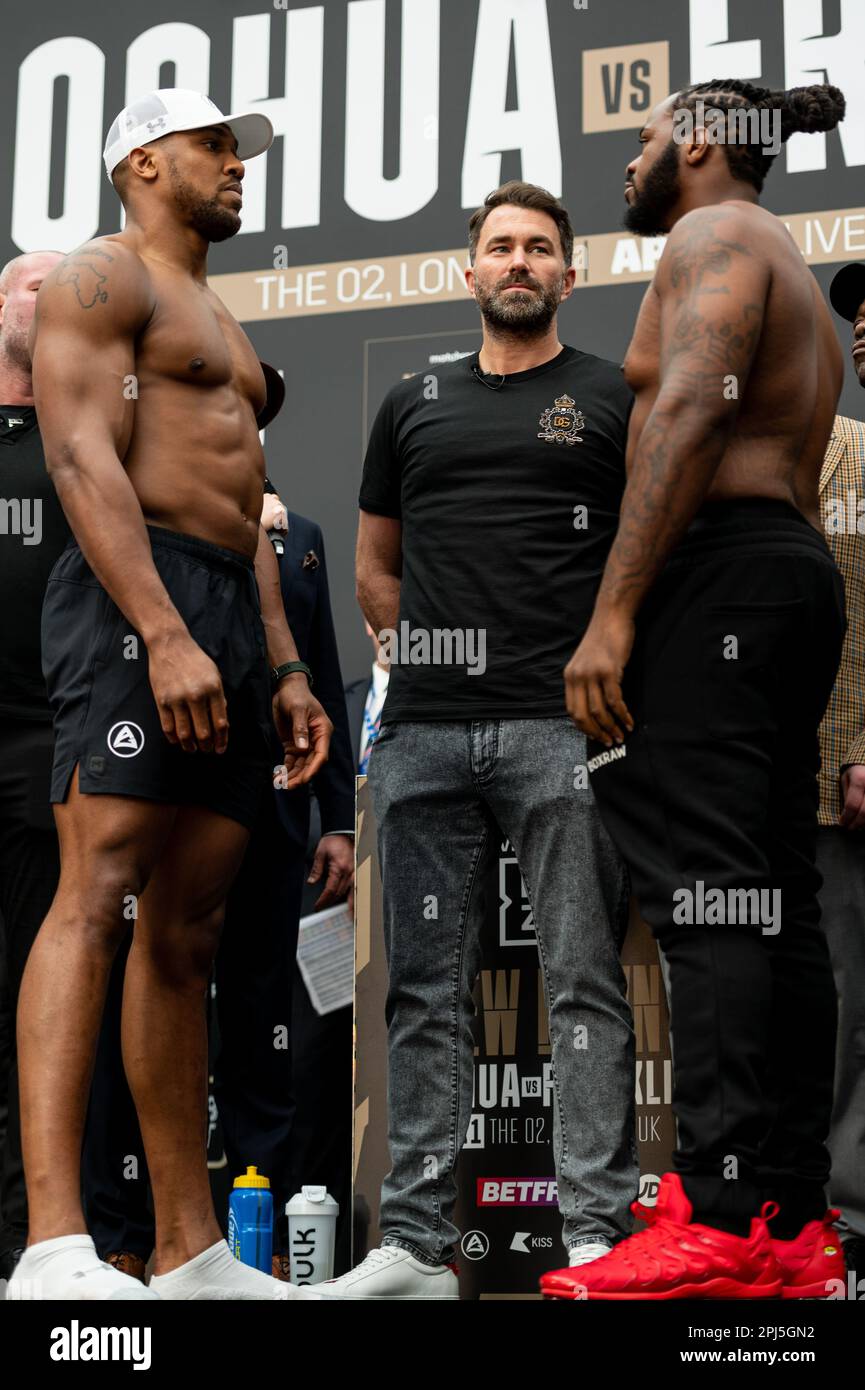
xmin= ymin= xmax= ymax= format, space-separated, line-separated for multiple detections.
xmin=138 ymin=274 xmax=266 ymax=412
xmin=622 ymin=286 xmax=661 ymax=399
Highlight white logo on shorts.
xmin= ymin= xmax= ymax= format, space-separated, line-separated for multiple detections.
xmin=107 ymin=722 xmax=145 ymax=757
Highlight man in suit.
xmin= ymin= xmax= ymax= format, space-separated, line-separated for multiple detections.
xmin=288 ymin=622 xmax=388 ymax=1273
xmin=215 ymin=486 xmax=356 ymax=1269
xmin=347 ymin=624 xmax=390 ymax=776
xmin=0 ymin=250 xmax=66 ymax=1283
xmin=810 ymin=264 xmax=865 ymax=1277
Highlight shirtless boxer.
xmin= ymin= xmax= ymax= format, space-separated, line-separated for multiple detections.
xmin=8 ymin=89 xmax=331 ymax=1301
xmin=543 ymin=81 xmax=848 ymax=1300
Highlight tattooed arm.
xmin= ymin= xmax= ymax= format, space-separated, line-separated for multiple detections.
xmin=598 ymin=206 xmax=769 ymax=614
xmin=31 ymin=239 xmax=229 ymax=753
xmin=564 ymin=206 xmax=770 ymax=744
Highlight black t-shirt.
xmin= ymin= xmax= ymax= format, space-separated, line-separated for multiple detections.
xmin=0 ymin=406 xmax=70 ymax=721
xmin=359 ymin=345 xmax=632 ymax=722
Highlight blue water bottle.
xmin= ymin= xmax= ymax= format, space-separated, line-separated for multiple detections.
xmin=228 ymin=1166 xmax=273 ymax=1272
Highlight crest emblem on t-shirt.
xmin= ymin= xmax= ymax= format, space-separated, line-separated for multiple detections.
xmin=538 ymin=394 xmax=585 ymax=445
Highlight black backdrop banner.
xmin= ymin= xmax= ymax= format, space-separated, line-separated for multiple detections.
xmin=2 ymin=0 xmax=864 ymax=680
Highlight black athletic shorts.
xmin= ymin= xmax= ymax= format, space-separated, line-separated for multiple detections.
xmin=41 ymin=525 xmax=274 ymax=829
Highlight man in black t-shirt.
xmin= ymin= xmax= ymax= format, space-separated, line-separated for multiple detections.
xmin=0 ymin=250 xmax=65 ymax=1279
xmin=318 ymin=183 xmax=638 ymax=1300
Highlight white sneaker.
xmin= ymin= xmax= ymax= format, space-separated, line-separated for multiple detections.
xmin=7 ymin=1236 xmax=160 ymax=1300
xmin=568 ymin=1240 xmax=613 ymax=1268
xmin=316 ymin=1246 xmax=459 ymax=1300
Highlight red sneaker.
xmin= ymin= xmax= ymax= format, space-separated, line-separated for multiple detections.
xmin=540 ymin=1173 xmax=783 ymax=1301
xmin=771 ymin=1209 xmax=846 ymax=1299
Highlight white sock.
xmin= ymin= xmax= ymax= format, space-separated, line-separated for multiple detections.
xmin=148 ymin=1240 xmax=322 ymax=1301
xmin=7 ymin=1234 xmax=158 ymax=1301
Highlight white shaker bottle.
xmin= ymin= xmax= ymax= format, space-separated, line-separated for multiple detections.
xmin=286 ymin=1186 xmax=339 ymax=1283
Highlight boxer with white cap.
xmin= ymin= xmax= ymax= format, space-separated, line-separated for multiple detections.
xmin=9 ymin=91 xmax=331 ymax=1301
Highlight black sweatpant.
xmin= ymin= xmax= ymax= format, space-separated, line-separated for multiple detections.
xmin=588 ymin=500 xmax=846 ymax=1236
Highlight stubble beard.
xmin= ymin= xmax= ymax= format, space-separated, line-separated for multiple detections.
xmin=0 ymin=316 xmax=32 ymax=375
xmin=167 ymin=158 xmax=240 ymax=244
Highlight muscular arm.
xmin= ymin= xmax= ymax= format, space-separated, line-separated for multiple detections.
xmin=596 ymin=206 xmax=770 ymax=620
xmin=32 ymin=242 xmax=184 ymax=643
xmin=32 ymin=241 xmax=232 ymax=752
xmin=356 ymin=511 xmax=402 ymax=635
xmin=564 ymin=206 xmax=770 ymax=745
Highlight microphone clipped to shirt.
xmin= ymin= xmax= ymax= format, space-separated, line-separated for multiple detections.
xmin=471 ymin=362 xmax=506 ymax=391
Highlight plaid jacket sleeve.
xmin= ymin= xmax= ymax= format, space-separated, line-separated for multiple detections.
xmin=818 ymin=415 xmax=865 ymax=823
xmin=842 ymin=729 xmax=865 ymax=770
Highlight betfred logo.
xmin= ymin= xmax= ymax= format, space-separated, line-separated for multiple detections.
xmin=478 ymin=1178 xmax=558 ymax=1207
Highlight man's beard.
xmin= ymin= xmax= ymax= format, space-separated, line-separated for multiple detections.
xmin=167 ymin=159 xmax=239 ymax=243
xmin=474 ymin=270 xmax=563 ymax=338
xmin=0 ymin=315 xmax=32 ymax=375
xmin=623 ymin=137 xmax=682 ymax=237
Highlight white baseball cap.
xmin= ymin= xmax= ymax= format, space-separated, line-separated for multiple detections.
xmin=103 ymin=88 xmax=273 ymax=178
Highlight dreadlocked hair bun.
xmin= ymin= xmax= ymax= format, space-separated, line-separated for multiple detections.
xmin=779 ymin=84 xmax=846 ymax=138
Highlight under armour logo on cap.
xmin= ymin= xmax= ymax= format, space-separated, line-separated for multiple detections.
xmin=102 ymin=88 xmax=274 ymax=179
xmin=107 ymin=721 xmax=145 ymax=757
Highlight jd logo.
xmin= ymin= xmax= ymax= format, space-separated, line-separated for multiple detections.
xmin=638 ymin=1173 xmax=661 ymax=1207
xmin=107 ymin=722 xmax=145 ymax=758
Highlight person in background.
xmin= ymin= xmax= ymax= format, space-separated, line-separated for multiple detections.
xmin=349 ymin=623 xmax=390 ymax=775
xmin=288 ymin=620 xmax=388 ymax=1273
xmin=812 ymin=261 xmax=865 ymax=1278
xmin=0 ymin=251 xmax=66 ymax=1282
xmin=216 ymin=482 xmax=356 ymax=1272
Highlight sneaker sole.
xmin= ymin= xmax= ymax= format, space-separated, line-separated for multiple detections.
xmin=780 ymin=1283 xmax=837 ymax=1299
xmin=316 ymin=1292 xmax=460 ymax=1300
xmin=541 ymin=1276 xmax=783 ymax=1301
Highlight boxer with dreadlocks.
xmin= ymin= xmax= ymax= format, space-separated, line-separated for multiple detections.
xmin=544 ymin=81 xmax=849 ymax=1300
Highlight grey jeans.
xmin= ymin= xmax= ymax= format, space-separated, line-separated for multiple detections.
xmin=817 ymin=827 xmax=865 ymax=1237
xmin=367 ymin=717 xmax=637 ymax=1264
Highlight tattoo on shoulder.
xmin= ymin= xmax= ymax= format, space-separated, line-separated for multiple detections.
xmin=56 ymin=248 xmax=114 ymax=309
xmin=661 ymin=214 xmax=764 ymax=377
xmin=668 ymin=213 xmax=753 ymax=294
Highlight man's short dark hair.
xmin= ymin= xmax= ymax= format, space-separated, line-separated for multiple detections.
xmin=468 ymin=181 xmax=574 ymax=266
xmin=110 ymin=158 xmax=131 ymax=202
